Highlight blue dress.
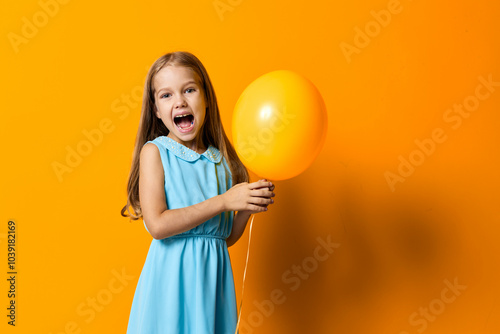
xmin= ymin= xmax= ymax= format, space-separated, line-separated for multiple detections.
xmin=126 ymin=135 xmax=238 ymax=334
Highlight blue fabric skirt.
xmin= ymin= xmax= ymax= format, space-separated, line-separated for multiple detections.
xmin=126 ymin=234 xmax=238 ymax=334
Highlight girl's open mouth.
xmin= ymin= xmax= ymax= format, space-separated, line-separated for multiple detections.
xmin=174 ymin=114 xmax=195 ymax=133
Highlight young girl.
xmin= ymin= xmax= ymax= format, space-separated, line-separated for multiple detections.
xmin=121 ymin=51 xmax=275 ymax=334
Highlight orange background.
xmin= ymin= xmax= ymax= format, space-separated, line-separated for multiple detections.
xmin=2 ymin=0 xmax=499 ymax=333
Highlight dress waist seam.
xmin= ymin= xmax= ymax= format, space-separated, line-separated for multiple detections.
xmin=167 ymin=234 xmax=226 ymax=240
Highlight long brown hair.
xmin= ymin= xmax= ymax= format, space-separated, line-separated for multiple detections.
xmin=121 ymin=51 xmax=249 ymax=220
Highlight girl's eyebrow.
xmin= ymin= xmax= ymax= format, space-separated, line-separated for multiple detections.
xmin=157 ymin=80 xmax=199 ymax=95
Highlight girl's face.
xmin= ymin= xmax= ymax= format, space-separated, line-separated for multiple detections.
xmin=153 ymin=65 xmax=206 ymax=149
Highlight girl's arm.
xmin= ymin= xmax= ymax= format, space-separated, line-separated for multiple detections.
xmin=226 ymin=210 xmax=252 ymax=247
xmin=139 ymin=143 xmax=274 ymax=240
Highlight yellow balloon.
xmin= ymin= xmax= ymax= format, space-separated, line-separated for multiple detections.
xmin=232 ymin=70 xmax=328 ymax=180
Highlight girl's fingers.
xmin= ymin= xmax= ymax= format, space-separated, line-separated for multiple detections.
xmin=250 ymin=189 xmax=274 ymax=197
xmin=249 ymin=197 xmax=273 ymax=205
xmin=249 ymin=204 xmax=268 ymax=212
xmin=249 ymin=180 xmax=273 ymax=190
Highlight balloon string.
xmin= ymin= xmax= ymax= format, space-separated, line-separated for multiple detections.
xmin=234 ymin=214 xmax=255 ymax=334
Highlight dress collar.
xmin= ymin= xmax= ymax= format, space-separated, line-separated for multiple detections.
xmin=157 ymin=136 xmax=222 ymax=163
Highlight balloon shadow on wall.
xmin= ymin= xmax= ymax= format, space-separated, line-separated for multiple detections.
xmin=315 ymin=176 xmax=472 ymax=333
xmin=244 ymin=178 xmax=335 ymax=334
xmin=249 ymin=164 xmax=472 ymax=333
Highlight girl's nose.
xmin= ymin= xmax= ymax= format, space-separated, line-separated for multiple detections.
xmin=174 ymin=95 xmax=187 ymax=108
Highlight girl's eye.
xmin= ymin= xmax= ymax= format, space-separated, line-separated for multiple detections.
xmin=160 ymin=88 xmax=194 ymax=99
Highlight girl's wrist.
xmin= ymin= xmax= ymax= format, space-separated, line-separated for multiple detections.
xmin=216 ymin=193 xmax=227 ymax=213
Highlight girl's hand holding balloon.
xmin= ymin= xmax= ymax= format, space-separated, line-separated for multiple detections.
xmin=222 ymin=179 xmax=275 ymax=214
